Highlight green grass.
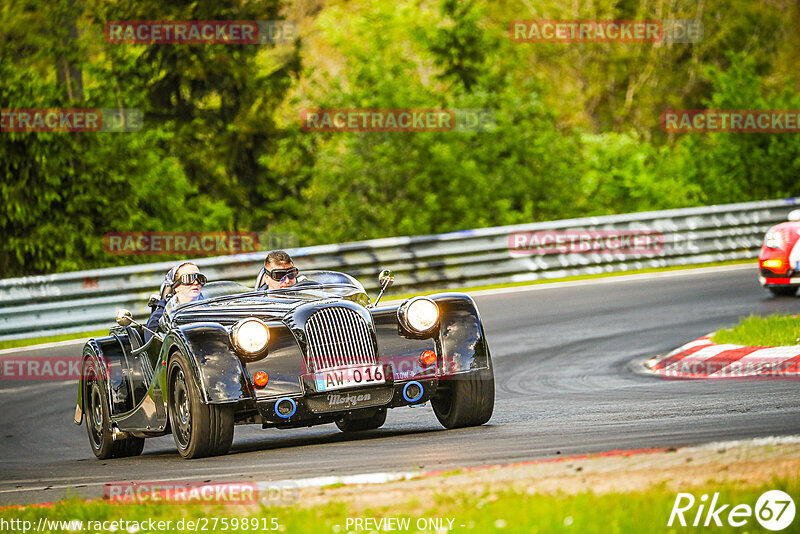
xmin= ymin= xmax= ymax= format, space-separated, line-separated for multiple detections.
xmin=2 ymin=259 xmax=752 ymax=351
xmin=1 ymin=475 xmax=795 ymax=533
xmin=712 ymin=314 xmax=800 ymax=347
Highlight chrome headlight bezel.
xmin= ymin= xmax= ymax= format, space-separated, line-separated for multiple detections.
xmin=230 ymin=317 xmax=270 ymax=358
xmin=397 ymin=297 xmax=440 ymax=334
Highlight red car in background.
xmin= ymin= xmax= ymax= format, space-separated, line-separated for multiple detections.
xmin=759 ymin=209 xmax=800 ymax=296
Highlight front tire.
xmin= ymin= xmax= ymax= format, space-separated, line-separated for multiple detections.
xmin=769 ymin=286 xmax=797 ymax=297
xmin=432 ymin=364 xmax=495 ymax=429
xmin=83 ymin=359 xmax=144 ymax=459
xmin=168 ymin=352 xmax=234 ymax=459
xmin=335 ymin=409 xmax=387 ymax=432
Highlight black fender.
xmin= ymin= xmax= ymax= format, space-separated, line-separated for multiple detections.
xmin=243 ymin=323 xmax=306 ymax=400
xmin=430 ymin=293 xmax=491 ymax=377
xmin=371 ymin=307 xmax=438 ymax=381
xmin=159 ymin=323 xmax=255 ymax=405
xmin=74 ymin=333 xmax=134 ymax=424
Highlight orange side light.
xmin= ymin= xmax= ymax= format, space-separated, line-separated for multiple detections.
xmin=762 ymin=258 xmax=785 ymax=270
xmin=253 ymin=371 xmax=269 ymax=388
xmin=419 ymin=350 xmax=437 ymax=367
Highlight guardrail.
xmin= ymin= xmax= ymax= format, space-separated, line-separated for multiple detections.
xmin=1 ymin=198 xmax=796 ymax=342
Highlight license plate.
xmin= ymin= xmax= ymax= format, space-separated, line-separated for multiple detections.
xmin=314 ymin=365 xmax=385 ymax=392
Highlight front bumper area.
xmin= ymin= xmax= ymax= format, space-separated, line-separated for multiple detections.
xmin=759 ymin=275 xmax=800 ymax=287
xmin=256 ymin=378 xmax=438 ymax=427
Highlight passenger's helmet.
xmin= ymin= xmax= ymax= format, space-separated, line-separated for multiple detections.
xmin=159 ymin=261 xmax=193 ymax=300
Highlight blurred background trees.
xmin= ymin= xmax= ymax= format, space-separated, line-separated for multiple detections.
xmin=1 ymin=0 xmax=798 ymax=276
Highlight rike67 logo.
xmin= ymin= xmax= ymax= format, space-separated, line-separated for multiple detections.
xmin=669 ymin=490 xmax=795 ymax=530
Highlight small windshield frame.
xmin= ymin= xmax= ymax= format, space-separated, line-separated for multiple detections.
xmin=165 ymin=281 xmax=254 ymax=313
xmin=277 ymin=270 xmax=366 ymax=292
xmin=165 ymin=272 xmax=368 ymax=313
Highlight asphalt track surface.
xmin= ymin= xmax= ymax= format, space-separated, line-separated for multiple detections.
xmin=2 ymin=264 xmax=799 ymax=505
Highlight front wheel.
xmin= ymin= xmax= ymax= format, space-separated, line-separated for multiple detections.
xmin=83 ymin=359 xmax=144 ymax=459
xmin=168 ymin=352 xmax=234 ymax=459
xmin=431 ymin=364 xmax=495 ymax=429
xmin=335 ymin=409 xmax=387 ymax=432
xmin=769 ymin=286 xmax=797 ymax=297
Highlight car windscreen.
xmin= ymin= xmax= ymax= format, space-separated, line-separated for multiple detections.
xmin=165 ymin=281 xmax=254 ymax=313
xmin=290 ymin=270 xmax=367 ymax=292
xmin=259 ymin=271 xmax=369 ymax=302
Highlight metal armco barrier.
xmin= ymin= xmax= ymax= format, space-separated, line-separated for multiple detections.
xmin=1 ymin=198 xmax=797 ymax=342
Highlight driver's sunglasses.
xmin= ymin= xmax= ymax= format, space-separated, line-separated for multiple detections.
xmin=173 ymin=273 xmax=207 ymax=288
xmin=265 ymin=266 xmax=298 ymax=282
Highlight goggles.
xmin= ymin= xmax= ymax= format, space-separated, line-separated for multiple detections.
xmin=265 ymin=266 xmax=298 ymax=283
xmin=173 ymin=273 xmax=208 ymax=288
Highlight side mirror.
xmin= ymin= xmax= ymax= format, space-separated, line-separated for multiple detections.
xmin=115 ymin=308 xmax=163 ymax=341
xmin=378 ymin=269 xmax=394 ymax=289
xmin=369 ymin=269 xmax=395 ymax=308
xmin=116 ymin=309 xmax=134 ymax=327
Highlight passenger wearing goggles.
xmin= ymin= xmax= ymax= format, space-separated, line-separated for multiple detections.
xmin=257 ymin=250 xmax=298 ymax=290
xmin=171 ymin=270 xmax=207 ymax=304
xmin=144 ymin=262 xmax=207 ymax=342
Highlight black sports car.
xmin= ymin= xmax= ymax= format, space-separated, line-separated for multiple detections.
xmin=74 ymin=270 xmax=495 ymax=459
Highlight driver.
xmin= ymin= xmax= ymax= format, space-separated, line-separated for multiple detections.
xmin=144 ymin=262 xmax=207 ymax=341
xmin=258 ymin=250 xmax=298 ymax=290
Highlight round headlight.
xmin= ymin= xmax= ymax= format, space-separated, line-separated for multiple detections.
xmin=231 ymin=318 xmax=269 ymax=356
xmin=399 ymin=297 xmax=439 ymax=334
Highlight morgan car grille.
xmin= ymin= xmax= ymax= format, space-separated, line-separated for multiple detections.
xmin=305 ymin=307 xmax=377 ymax=371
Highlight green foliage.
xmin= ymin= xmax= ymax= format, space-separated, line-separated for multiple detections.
xmin=0 ymin=1 xmax=231 ymax=274
xmin=577 ymin=132 xmax=702 ymax=215
xmin=1 ymin=0 xmax=799 ymax=276
xmin=674 ymin=53 xmax=800 ymax=204
xmin=0 ymin=0 xmax=298 ymax=276
xmin=429 ymin=0 xmax=488 ymax=91
xmin=284 ymin=0 xmax=582 ymax=244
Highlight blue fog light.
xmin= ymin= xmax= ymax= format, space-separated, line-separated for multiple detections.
xmin=402 ymin=381 xmax=423 ymax=403
xmin=275 ymin=397 xmax=297 ymax=418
